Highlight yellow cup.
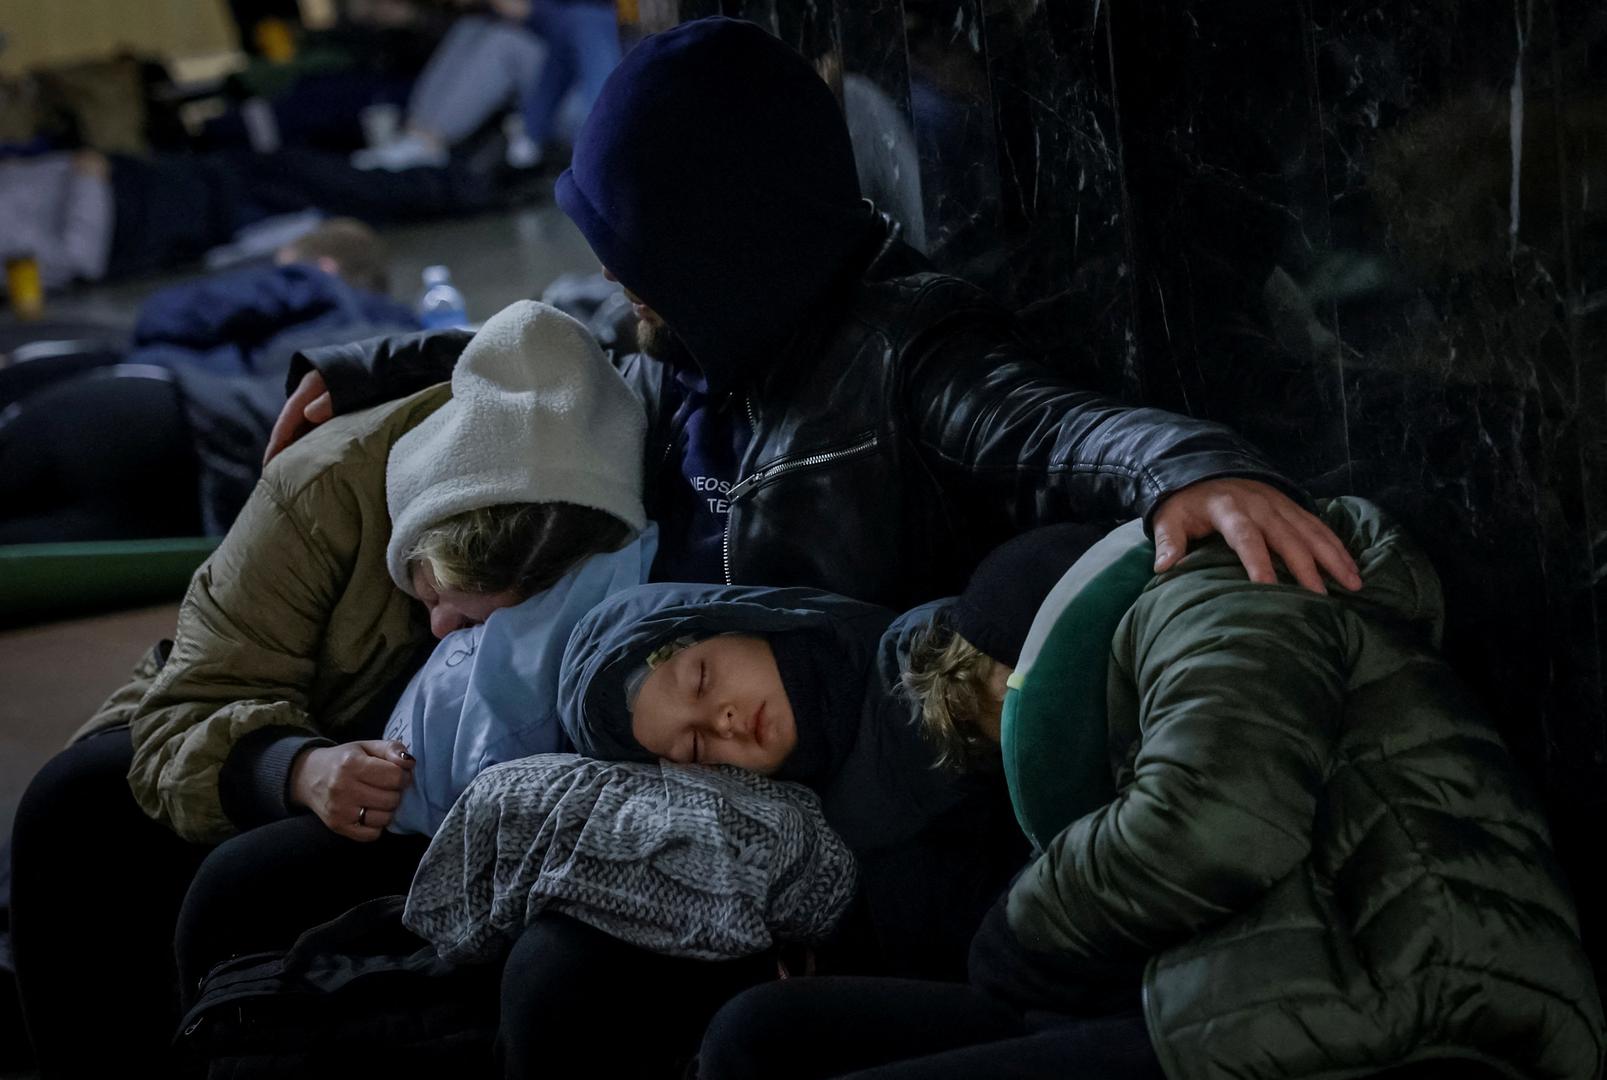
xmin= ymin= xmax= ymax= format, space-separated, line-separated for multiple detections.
xmin=255 ymin=18 xmax=297 ymax=63
xmin=5 ymin=255 xmax=43 ymax=320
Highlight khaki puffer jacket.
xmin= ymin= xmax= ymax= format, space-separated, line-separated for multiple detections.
xmin=82 ymin=385 xmax=449 ymax=845
xmin=1005 ymin=498 xmax=1604 ymax=1079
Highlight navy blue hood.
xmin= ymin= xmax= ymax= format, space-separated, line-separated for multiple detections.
xmin=555 ymin=16 xmax=872 ymax=392
xmin=557 ymin=584 xmax=967 ymax=851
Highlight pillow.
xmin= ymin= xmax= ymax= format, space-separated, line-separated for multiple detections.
xmin=404 ymin=755 xmax=857 ymax=962
xmin=1000 ymin=519 xmax=1155 ymax=852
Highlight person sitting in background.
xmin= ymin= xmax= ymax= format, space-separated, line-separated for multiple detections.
xmin=353 ymin=0 xmax=620 ymax=173
xmin=351 ymin=4 xmax=549 ymax=172
xmin=512 ymin=0 xmax=622 ymax=171
xmin=698 ymin=501 xmax=1605 ymax=1080
xmin=0 ymin=219 xmax=418 ymax=543
xmin=9 ymin=300 xmax=647 ymax=1079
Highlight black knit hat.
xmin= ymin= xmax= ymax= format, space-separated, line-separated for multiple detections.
xmin=951 ymin=524 xmax=1114 ymax=668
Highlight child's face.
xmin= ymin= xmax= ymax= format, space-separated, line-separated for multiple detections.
xmin=630 ymin=635 xmax=798 ymax=774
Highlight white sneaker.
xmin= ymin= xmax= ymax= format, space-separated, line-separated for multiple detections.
xmin=351 ymin=133 xmax=449 ymax=172
xmin=502 ymin=113 xmax=544 ymax=170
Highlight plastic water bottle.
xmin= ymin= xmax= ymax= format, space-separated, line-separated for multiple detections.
xmin=417 ymin=265 xmax=470 ymax=329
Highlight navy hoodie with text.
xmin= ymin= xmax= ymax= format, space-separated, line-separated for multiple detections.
xmin=555 ymin=17 xmax=874 ymax=583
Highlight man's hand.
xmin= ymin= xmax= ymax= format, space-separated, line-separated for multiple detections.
xmin=263 ymin=369 xmax=334 ymax=465
xmin=289 ymin=740 xmax=415 ymax=841
xmin=1151 ymin=478 xmax=1362 ymax=594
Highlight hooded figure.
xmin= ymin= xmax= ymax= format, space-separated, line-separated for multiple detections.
xmin=555 ymin=16 xmax=880 ymax=584
xmin=557 ymin=582 xmax=1030 ymax=975
xmin=555 ymin=16 xmax=870 ymax=390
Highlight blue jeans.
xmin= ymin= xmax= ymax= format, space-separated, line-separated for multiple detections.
xmin=519 ymin=1 xmax=622 ymax=144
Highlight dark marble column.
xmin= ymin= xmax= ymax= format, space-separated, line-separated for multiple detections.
xmin=978 ymin=0 xmax=1140 ymax=398
xmin=1092 ymin=0 xmax=1607 ymax=947
xmin=899 ymin=0 xmax=1003 ymax=276
xmin=1308 ymin=0 xmax=1607 ymax=940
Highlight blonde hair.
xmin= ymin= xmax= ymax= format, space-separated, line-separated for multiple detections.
xmin=280 ymin=217 xmax=390 ymax=294
xmin=903 ymin=621 xmax=1003 ymax=771
xmin=408 ymin=502 xmax=631 ymax=599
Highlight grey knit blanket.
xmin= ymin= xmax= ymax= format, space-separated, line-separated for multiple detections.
xmin=403 ymin=754 xmax=857 ymax=962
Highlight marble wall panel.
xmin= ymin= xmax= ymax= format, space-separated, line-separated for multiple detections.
xmin=898 ymin=0 xmax=1003 ymax=274
xmin=1097 ymin=0 xmax=1605 ymax=939
xmin=719 ymin=0 xmax=779 ymax=34
xmin=978 ymin=0 xmax=1138 ymax=397
xmin=1105 ymin=0 xmax=1351 ymax=471
xmin=834 ymin=0 xmax=924 ymax=250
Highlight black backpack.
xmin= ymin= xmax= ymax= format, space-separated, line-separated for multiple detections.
xmin=175 ymin=895 xmax=501 ymax=1079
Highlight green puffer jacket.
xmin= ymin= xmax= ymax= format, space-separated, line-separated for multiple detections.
xmin=81 ymin=385 xmax=450 ymax=845
xmin=1005 ymin=498 xmax=1604 ymax=1079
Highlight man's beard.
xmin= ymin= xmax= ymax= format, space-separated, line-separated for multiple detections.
xmin=637 ymin=317 xmax=674 ymax=358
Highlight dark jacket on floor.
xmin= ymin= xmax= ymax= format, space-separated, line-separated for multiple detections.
xmin=131 ymin=262 xmax=415 ymax=378
xmin=556 ymin=582 xmax=1028 ymax=977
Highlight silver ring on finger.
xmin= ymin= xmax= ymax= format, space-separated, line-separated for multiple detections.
xmin=358 ymin=806 xmax=369 ymax=826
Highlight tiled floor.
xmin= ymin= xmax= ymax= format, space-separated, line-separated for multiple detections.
xmin=0 ymin=200 xmax=603 ymax=844
xmin=0 ymin=604 xmax=181 ymax=850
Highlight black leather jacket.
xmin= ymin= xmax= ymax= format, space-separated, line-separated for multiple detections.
xmin=292 ymin=222 xmax=1297 ymax=609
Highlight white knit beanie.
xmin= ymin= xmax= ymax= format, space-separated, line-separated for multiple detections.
xmin=386 ymin=300 xmax=647 ymax=594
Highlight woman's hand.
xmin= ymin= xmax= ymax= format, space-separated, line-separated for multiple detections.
xmin=289 ymin=740 xmax=414 ymax=841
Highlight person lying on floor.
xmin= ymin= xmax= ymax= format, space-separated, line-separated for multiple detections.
xmin=10 ymin=300 xmax=649 ymax=1080
xmin=695 ymin=499 xmax=1605 ymax=1080
xmin=0 ymin=218 xmax=419 ymax=544
xmin=435 ymin=581 xmax=1029 ymax=1079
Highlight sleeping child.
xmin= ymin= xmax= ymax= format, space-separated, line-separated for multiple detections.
xmin=400 ymin=581 xmax=1028 ymax=1077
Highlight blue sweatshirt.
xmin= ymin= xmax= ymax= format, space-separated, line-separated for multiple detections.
xmin=554 ymin=17 xmax=872 ymax=582
xmin=382 ymin=526 xmax=657 ymax=836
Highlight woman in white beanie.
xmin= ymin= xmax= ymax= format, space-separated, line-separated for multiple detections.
xmin=12 ymin=301 xmax=650 ymax=1077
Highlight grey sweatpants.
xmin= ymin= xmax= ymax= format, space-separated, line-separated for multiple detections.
xmin=407 ymin=16 xmax=547 ymax=144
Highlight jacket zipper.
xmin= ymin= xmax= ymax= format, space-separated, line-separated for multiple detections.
xmin=723 ymin=418 xmax=882 ymax=584
xmin=727 ymin=431 xmax=881 ymax=502
xmin=722 ymin=395 xmax=760 ymax=585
